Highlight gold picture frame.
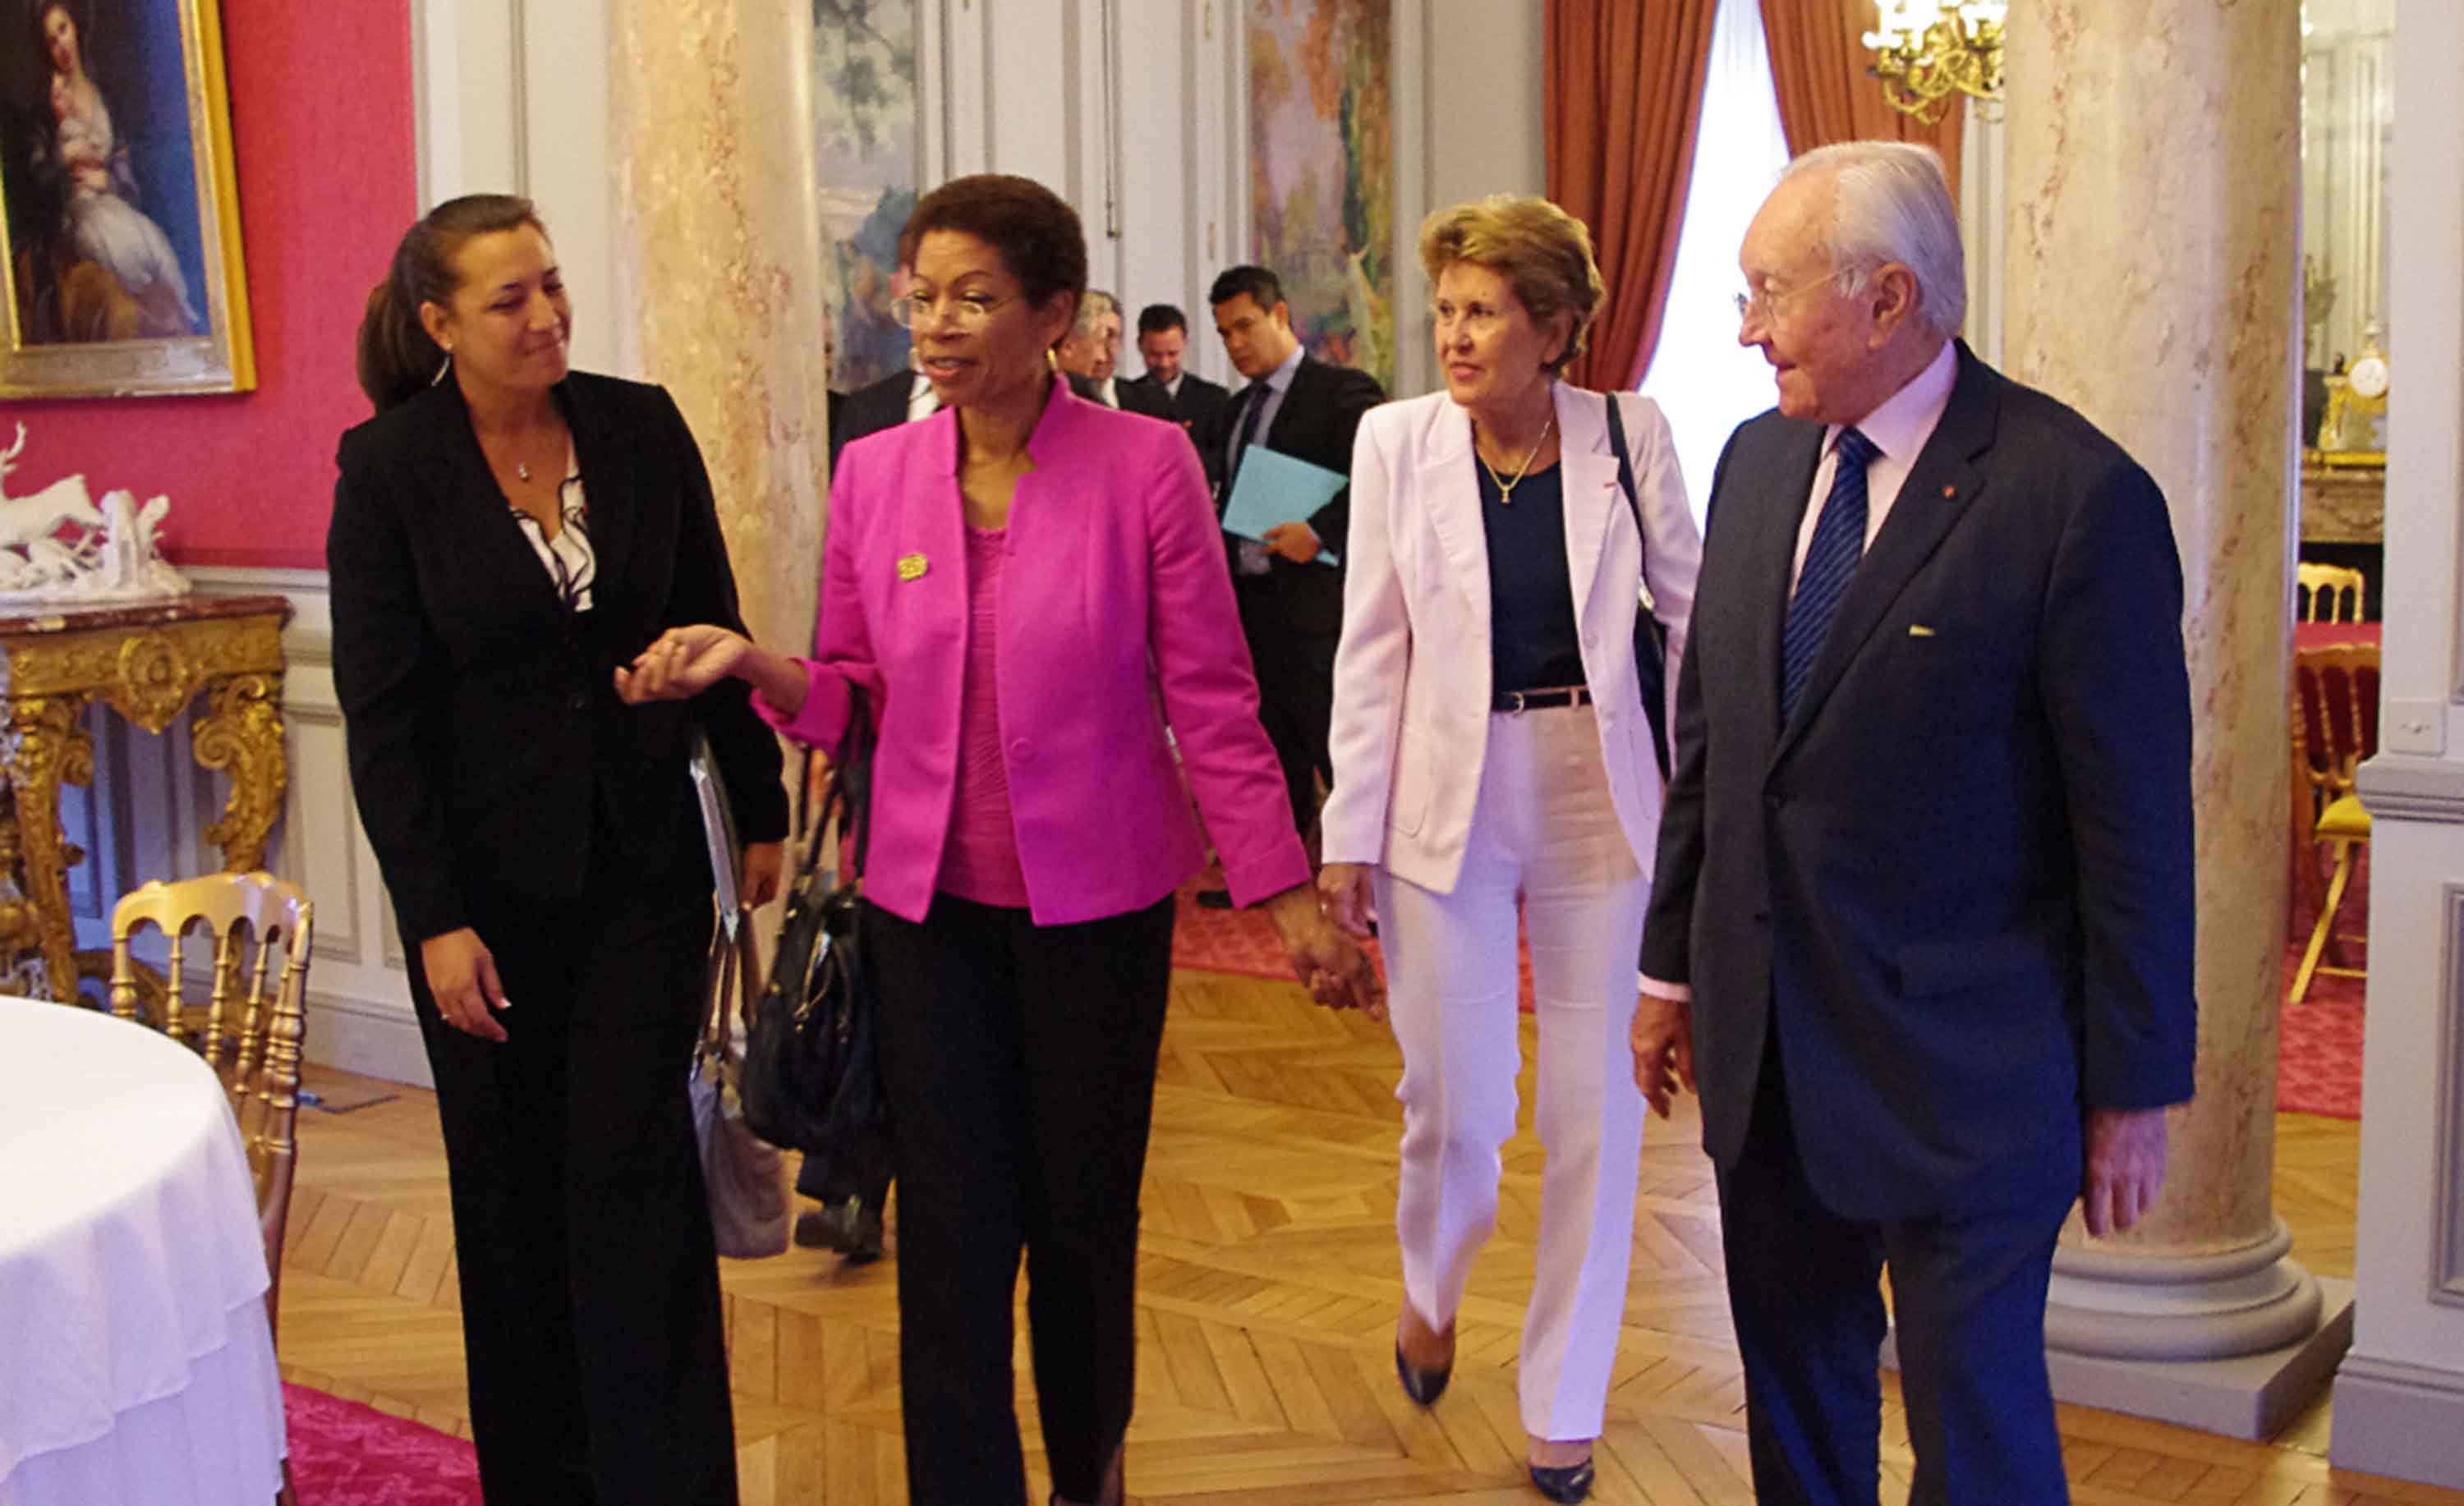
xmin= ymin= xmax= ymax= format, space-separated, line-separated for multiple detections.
xmin=1 ymin=0 xmax=253 ymax=398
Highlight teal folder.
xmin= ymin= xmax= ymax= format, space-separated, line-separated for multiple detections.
xmin=1221 ymin=447 xmax=1345 ymax=566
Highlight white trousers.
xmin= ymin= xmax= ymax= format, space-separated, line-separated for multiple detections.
xmin=1375 ymin=703 xmax=1649 ymax=1441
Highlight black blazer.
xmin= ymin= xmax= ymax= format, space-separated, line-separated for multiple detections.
xmin=1193 ymin=353 xmax=1386 ymax=635
xmin=329 ymin=372 xmax=789 ymax=944
xmin=827 ymin=370 xmax=916 ymax=471
xmin=1111 ymin=374 xmax=1179 ymax=424
xmin=1639 ymin=343 xmax=2196 ymax=1223
xmin=1124 ymin=370 xmax=1230 ymax=431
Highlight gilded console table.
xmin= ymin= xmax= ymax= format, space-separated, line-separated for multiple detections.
xmin=0 ymin=595 xmax=291 ymax=1000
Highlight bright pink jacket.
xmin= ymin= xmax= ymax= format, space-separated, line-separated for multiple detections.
xmin=759 ymin=386 xmax=1311 ymax=925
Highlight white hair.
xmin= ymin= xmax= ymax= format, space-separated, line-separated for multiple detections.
xmin=1780 ymin=141 xmax=1966 ymax=341
xmin=1072 ymin=288 xmax=1120 ymax=337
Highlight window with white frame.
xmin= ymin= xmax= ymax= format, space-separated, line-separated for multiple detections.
xmin=1638 ymin=0 xmax=1794 ymax=526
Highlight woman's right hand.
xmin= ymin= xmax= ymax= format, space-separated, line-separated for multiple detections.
xmin=1318 ymin=861 xmax=1375 ymax=938
xmin=421 ymin=927 xmax=511 ymax=1043
xmin=614 ymin=624 xmax=749 ymax=704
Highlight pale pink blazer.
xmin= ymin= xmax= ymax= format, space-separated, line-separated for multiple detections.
xmin=1320 ymin=386 xmax=1701 ymax=894
xmin=761 ymin=386 xmax=1311 ymax=926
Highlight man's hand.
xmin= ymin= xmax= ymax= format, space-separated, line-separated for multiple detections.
xmin=2081 ymin=1106 xmax=2170 ymax=1237
xmin=1262 ymin=521 xmax=1321 ymax=563
xmin=1630 ymin=988 xmax=1694 ymax=1119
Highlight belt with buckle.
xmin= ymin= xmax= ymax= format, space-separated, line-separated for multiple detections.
xmin=1492 ymin=686 xmax=1592 ymax=713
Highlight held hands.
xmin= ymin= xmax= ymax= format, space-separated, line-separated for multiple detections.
xmin=1262 ymin=521 xmax=1321 ymax=563
xmin=421 ymin=927 xmax=511 ymax=1043
xmin=2081 ymin=1106 xmax=2170 ymax=1237
xmin=1630 ymin=989 xmax=1695 ymax=1120
xmin=614 ymin=624 xmax=750 ymax=704
xmin=1318 ymin=861 xmax=1374 ymax=937
xmin=1266 ymin=882 xmax=1386 ymax=1021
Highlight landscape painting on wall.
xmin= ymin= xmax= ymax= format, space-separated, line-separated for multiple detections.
xmin=814 ymin=0 xmax=917 ymax=394
xmin=1248 ymin=0 xmax=1393 ymax=391
xmin=0 ymin=0 xmax=251 ymax=397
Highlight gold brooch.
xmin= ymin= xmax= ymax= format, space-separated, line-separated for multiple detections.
xmin=897 ymin=553 xmax=929 ymax=581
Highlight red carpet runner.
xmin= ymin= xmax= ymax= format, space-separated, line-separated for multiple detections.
xmin=283 ymin=1383 xmax=481 ymax=1505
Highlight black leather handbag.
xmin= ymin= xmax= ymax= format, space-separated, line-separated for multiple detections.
xmin=1604 ymin=393 xmax=1675 ymax=780
xmin=739 ymin=689 xmax=893 ymax=1195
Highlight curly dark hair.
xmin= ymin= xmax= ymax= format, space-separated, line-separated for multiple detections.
xmin=897 ymin=174 xmax=1087 ymax=323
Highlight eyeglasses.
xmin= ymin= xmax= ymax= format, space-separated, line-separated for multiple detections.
xmin=891 ymin=291 xmax=1013 ymax=331
xmin=1733 ymin=275 xmax=1837 ymax=326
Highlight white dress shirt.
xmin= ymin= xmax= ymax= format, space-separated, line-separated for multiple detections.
xmin=1643 ymin=339 xmax=1956 ymax=1006
xmin=1159 ymin=373 xmax=1184 ymax=402
xmin=1787 ymin=340 xmax=1958 ymax=592
xmin=1096 ymin=375 xmax=1121 ymax=408
xmin=906 ymin=372 xmax=939 ymax=422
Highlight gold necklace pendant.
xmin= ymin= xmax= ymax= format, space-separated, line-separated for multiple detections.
xmin=1478 ymin=413 xmax=1555 ymax=506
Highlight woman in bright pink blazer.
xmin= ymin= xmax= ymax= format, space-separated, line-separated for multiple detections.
xmin=616 ymin=175 xmax=1377 ymax=1506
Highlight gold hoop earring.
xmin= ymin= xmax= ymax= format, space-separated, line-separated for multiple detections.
xmin=1045 ymin=347 xmax=1060 ymax=374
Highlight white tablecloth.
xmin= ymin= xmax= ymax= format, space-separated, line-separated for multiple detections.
xmin=0 ymin=998 xmax=287 ymax=1506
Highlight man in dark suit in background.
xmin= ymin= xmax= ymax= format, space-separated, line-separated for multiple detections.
xmin=1123 ymin=302 xmax=1230 ymax=432
xmin=1633 ymin=141 xmax=2195 ymax=1505
xmin=1189 ymin=265 xmax=1385 ymax=907
xmin=1055 ymin=287 xmax=1174 ymax=420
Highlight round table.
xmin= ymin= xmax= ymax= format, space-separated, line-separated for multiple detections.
xmin=0 ymin=997 xmax=287 ymax=1505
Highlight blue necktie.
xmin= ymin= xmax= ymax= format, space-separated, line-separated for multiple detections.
xmin=1780 ymin=426 xmax=1878 ymax=723
xmin=1228 ymin=382 xmax=1270 ymax=484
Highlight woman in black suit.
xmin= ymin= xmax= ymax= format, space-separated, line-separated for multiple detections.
xmin=327 ymin=194 xmax=787 ymax=1506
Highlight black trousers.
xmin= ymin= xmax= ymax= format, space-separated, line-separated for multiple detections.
xmin=1234 ymin=576 xmax=1338 ymax=837
xmin=1716 ymin=1049 xmax=2074 ymax=1506
xmin=867 ymin=891 xmax=1177 ymax=1505
xmin=407 ymin=865 xmax=734 ymax=1506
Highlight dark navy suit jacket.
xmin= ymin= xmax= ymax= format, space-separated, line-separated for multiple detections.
xmin=1639 ymin=342 xmax=2197 ymax=1223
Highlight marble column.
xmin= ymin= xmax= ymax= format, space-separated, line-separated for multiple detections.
xmin=603 ymin=0 xmax=830 ymax=662
xmin=1999 ymin=0 xmax=2347 ymax=1435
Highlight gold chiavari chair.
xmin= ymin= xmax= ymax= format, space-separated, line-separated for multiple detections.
xmin=108 ymin=874 xmax=311 ymax=1506
xmin=2296 ymin=560 xmax=2367 ymax=624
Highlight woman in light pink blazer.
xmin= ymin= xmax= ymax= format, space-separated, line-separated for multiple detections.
xmin=618 ymin=175 xmax=1378 ymax=1506
xmin=1317 ymin=196 xmax=1700 ymax=1504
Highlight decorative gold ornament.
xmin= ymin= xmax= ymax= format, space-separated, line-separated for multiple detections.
xmin=1865 ymin=1 xmax=2007 ymax=125
xmin=2318 ymin=327 xmax=2390 ymax=465
xmin=0 ymin=596 xmax=291 ymax=999
xmin=898 ymin=553 xmax=930 ymax=582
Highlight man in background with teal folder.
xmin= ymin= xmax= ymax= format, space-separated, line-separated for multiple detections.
xmin=1193 ymin=266 xmax=1386 ymax=905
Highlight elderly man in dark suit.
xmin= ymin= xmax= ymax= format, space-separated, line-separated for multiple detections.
xmin=1632 ymin=141 xmax=2196 ymax=1506
xmin=1188 ymin=265 xmax=1385 ymax=906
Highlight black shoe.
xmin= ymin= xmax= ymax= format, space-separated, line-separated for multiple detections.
xmin=1194 ymin=888 xmax=1234 ymax=910
xmin=1527 ymin=1457 xmax=1594 ymax=1503
xmin=794 ymin=1198 xmax=885 ymax=1261
xmin=1394 ymin=1341 xmax=1451 ymax=1407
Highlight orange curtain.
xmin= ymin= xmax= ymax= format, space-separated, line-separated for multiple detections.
xmin=1759 ymin=0 xmax=1964 ymax=195
xmin=1545 ymin=0 xmax=1722 ymax=391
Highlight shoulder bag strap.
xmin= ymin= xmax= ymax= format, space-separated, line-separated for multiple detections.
xmin=1602 ymin=393 xmax=1657 ymax=616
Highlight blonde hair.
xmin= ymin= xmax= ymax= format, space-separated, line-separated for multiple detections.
xmin=1418 ymin=194 xmax=1605 ymax=374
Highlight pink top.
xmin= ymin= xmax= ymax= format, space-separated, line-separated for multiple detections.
xmin=937 ymin=526 xmax=1030 ymax=906
xmin=754 ymin=386 xmax=1310 ymax=927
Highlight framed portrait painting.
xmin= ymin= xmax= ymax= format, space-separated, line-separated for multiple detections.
xmin=0 ymin=0 xmax=251 ymax=397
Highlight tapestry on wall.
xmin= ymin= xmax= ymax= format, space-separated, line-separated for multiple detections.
xmin=0 ymin=0 xmax=252 ymax=397
xmin=1247 ymin=0 xmax=1394 ymax=392
xmin=813 ymin=0 xmax=918 ymax=393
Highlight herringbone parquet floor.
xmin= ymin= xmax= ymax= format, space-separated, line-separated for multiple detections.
xmin=278 ymin=964 xmax=2451 ymax=1504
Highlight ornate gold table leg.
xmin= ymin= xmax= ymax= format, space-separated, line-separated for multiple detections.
xmin=3 ymin=693 xmax=95 ymax=1001
xmin=193 ymin=672 xmax=287 ymax=872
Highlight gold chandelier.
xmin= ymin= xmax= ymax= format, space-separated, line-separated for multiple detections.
xmin=1864 ymin=1 xmax=2007 ymax=125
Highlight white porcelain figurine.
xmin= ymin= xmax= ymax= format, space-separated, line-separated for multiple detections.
xmin=0 ymin=424 xmax=191 ymax=605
